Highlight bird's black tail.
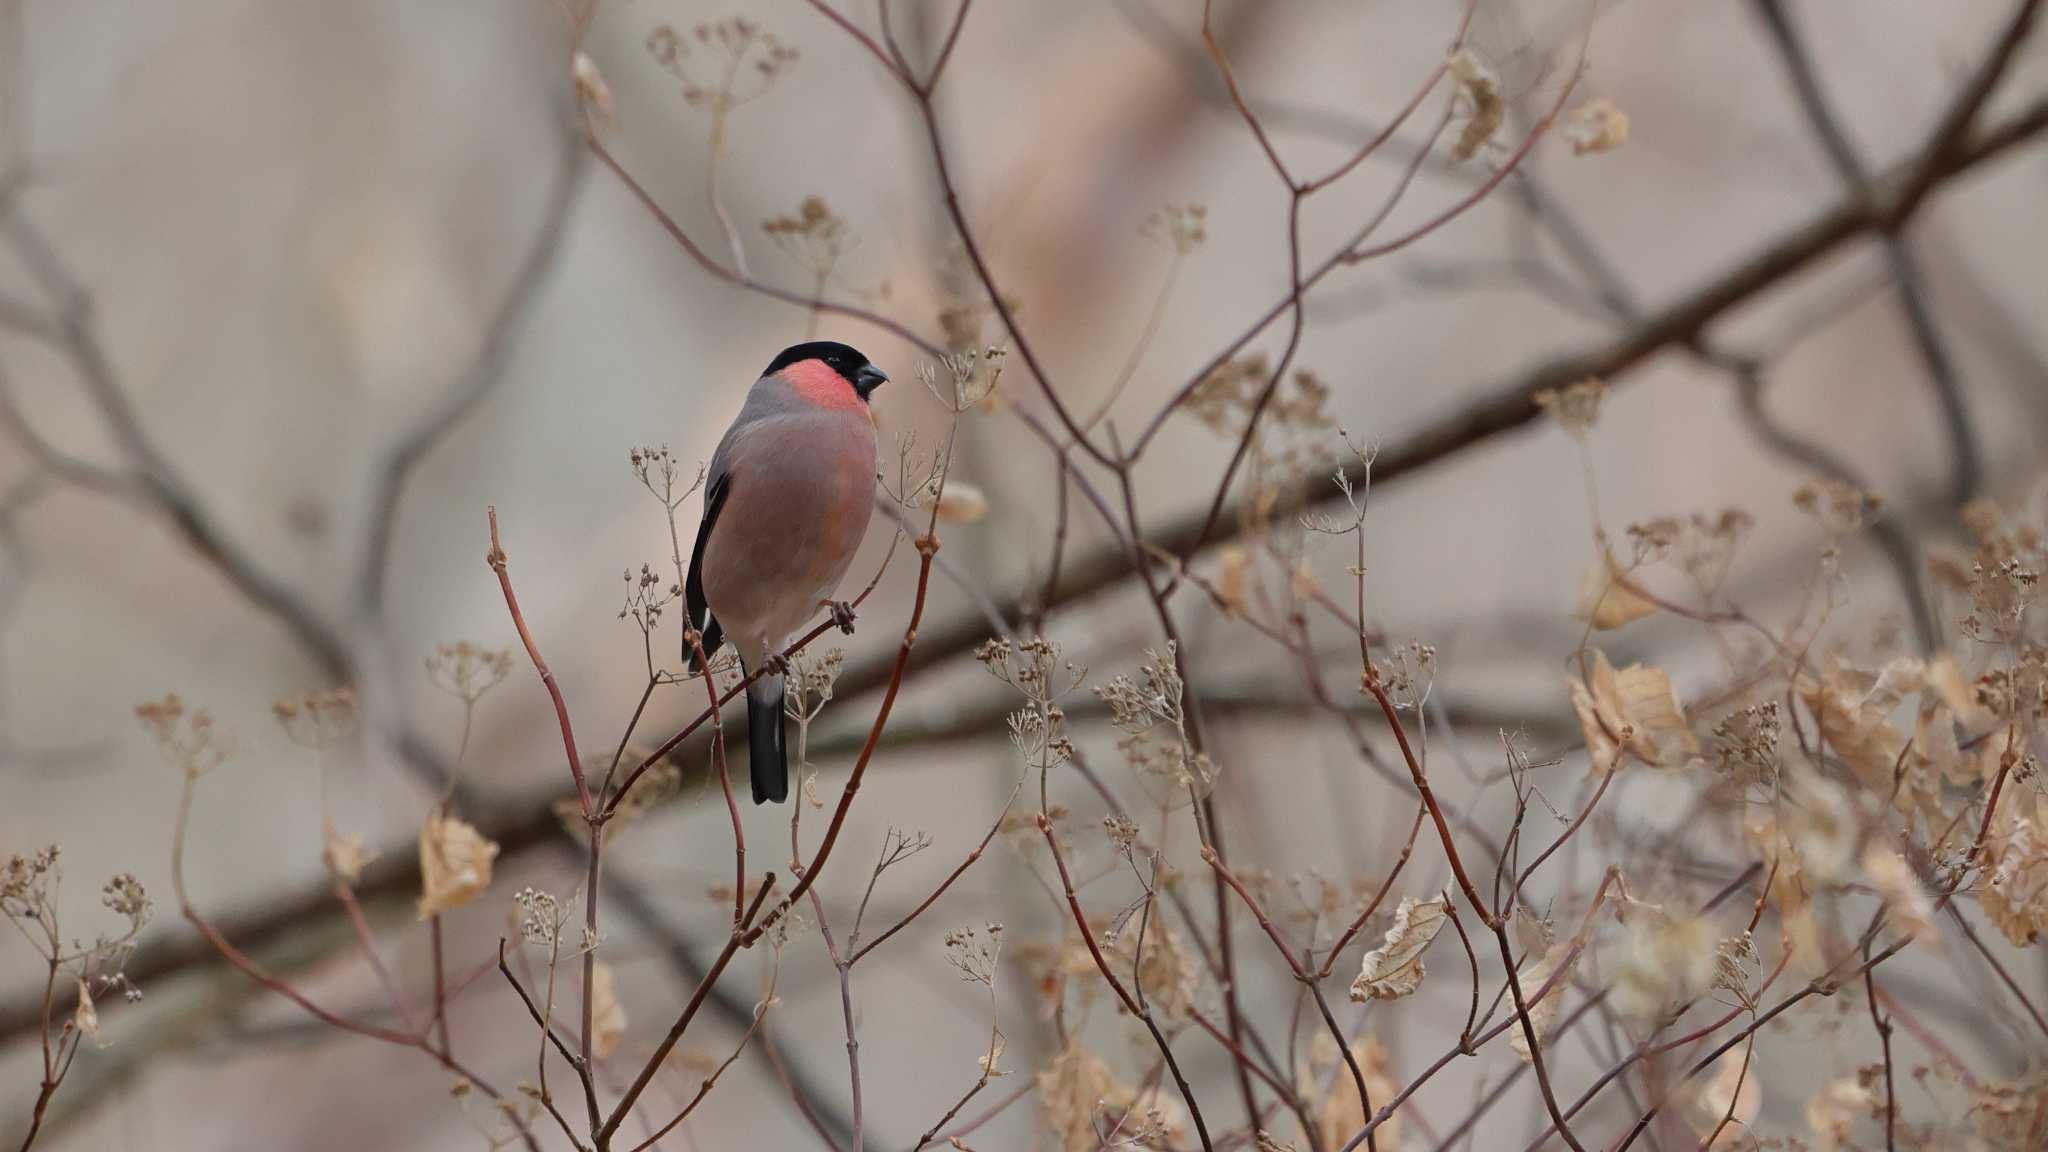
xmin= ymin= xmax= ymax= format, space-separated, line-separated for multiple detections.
xmin=746 ymin=670 xmax=788 ymax=804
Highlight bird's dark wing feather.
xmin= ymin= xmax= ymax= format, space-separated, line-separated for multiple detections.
xmin=686 ymin=471 xmax=730 ymax=668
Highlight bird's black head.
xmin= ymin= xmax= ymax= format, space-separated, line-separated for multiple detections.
xmin=764 ymin=340 xmax=888 ymax=401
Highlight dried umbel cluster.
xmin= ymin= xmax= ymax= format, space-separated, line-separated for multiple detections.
xmin=1183 ymin=357 xmax=1337 ymax=528
xmin=1140 ymin=202 xmax=1209 ymax=256
xmin=645 ymin=17 xmax=799 ymax=110
xmin=133 ymin=693 xmax=234 ymax=778
xmin=1094 ymin=644 xmax=1217 ymax=801
xmin=762 ymin=196 xmax=857 ymax=287
xmin=424 ymin=641 xmax=513 ymax=703
xmin=978 ymin=636 xmax=1085 ymax=774
xmin=783 ymin=647 xmax=846 ymax=721
xmin=271 ymin=686 xmax=358 ymax=749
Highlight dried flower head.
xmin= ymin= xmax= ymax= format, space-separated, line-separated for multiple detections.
xmin=1140 ymin=202 xmax=1208 ymax=255
xmin=1096 ymin=645 xmax=1218 ymax=800
xmin=943 ymin=922 xmax=1005 ymax=987
xmin=0 ymin=845 xmax=58 ymax=917
xmin=763 ymin=195 xmax=857 ymax=283
xmin=513 ymin=887 xmax=569 ymax=948
xmin=1377 ymin=640 xmax=1439 ymax=708
xmin=271 ymin=686 xmax=358 ymax=749
xmin=136 ymin=694 xmax=235 ymax=778
xmin=1712 ymin=701 xmax=1781 ymax=785
xmin=1960 ymin=558 xmax=2040 ymax=643
xmin=556 ymin=752 xmax=682 ymax=846
xmin=1793 ymin=478 xmax=1883 ymax=537
xmin=619 ymin=561 xmax=681 ymax=634
xmin=647 ymin=17 xmax=799 ymax=110
xmin=426 ymin=642 xmax=514 ymax=704
xmin=1103 ymin=814 xmax=1140 ymax=851
xmin=1712 ymin=930 xmax=1758 ymax=1000
xmin=1535 ymin=378 xmax=1605 ymax=439
xmin=784 ymin=648 xmax=847 ymax=723
xmin=100 ymin=872 xmax=151 ymax=931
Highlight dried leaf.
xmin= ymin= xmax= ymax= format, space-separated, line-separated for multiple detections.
xmin=1301 ymin=1034 xmax=1403 ymax=1152
xmin=1569 ymin=650 xmax=1697 ymax=774
xmin=1970 ymin=1070 xmax=2048 ymax=1146
xmin=1574 ymin=548 xmax=1657 ymax=630
xmin=1349 ymin=896 xmax=1448 ymax=1002
xmin=935 ymin=482 xmax=989 ymax=524
xmin=1862 ymin=844 xmax=1935 ymax=946
xmin=1686 ymin=1049 xmax=1761 ymax=1149
xmin=1512 ymin=906 xmax=1555 ymax=958
xmin=1565 ymin=96 xmax=1629 ymax=155
xmin=1807 ymin=1077 xmax=1876 ymax=1151
xmin=590 ymin=960 xmax=627 ymax=1060
xmin=1797 ymin=657 xmax=1913 ymax=793
xmin=323 ymin=821 xmax=374 ymax=887
xmin=1612 ymin=906 xmax=1718 ymax=1021
xmin=1507 ymin=939 xmax=1578 ymax=1062
xmin=1216 ymin=545 xmax=1252 ymax=618
xmin=1929 ymin=652 xmax=1994 ymax=729
xmin=1981 ymin=793 xmax=2048 ymax=946
xmin=977 ymin=1030 xmax=1006 ymax=1078
xmin=417 ymin=813 xmax=500 ymax=919
xmin=1038 ymin=1043 xmax=1136 ymax=1152
xmin=573 ymin=52 xmax=615 ymax=133
xmin=1446 ymin=50 xmax=1503 ymax=161
xmin=75 ymin=981 xmax=103 ymax=1048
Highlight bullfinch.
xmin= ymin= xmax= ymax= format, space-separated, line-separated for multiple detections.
xmin=686 ymin=341 xmax=886 ymax=803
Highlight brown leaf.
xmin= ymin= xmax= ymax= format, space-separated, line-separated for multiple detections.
xmin=590 ymin=960 xmax=627 ymax=1060
xmin=1569 ymin=651 xmax=1697 ymax=774
xmin=417 ymin=813 xmax=499 ymax=919
xmin=1349 ymin=896 xmax=1448 ymax=1002
xmin=1686 ymin=1049 xmax=1761 ymax=1149
xmin=1574 ymin=548 xmax=1657 ymax=630
xmin=1507 ymin=940 xmax=1578 ymax=1062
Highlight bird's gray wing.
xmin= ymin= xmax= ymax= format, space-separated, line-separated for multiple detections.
xmin=686 ymin=467 xmax=730 ymax=666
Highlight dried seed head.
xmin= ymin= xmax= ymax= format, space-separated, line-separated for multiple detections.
xmin=1535 ymin=378 xmax=1605 ymax=439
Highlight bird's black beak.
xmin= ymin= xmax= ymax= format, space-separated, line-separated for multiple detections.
xmin=854 ymin=364 xmax=888 ymax=399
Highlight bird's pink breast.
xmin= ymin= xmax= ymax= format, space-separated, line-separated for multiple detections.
xmin=780 ymin=359 xmax=867 ymax=413
xmin=700 ymin=408 xmax=877 ymax=660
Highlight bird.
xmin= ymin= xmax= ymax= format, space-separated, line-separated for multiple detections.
xmin=686 ymin=341 xmax=886 ymax=803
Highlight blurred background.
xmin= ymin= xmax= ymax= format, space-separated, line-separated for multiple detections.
xmin=1 ymin=0 xmax=2044 ymax=1148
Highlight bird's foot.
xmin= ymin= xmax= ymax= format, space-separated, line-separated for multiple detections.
xmin=763 ymin=651 xmax=791 ymax=677
xmin=821 ymin=599 xmax=858 ymax=634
